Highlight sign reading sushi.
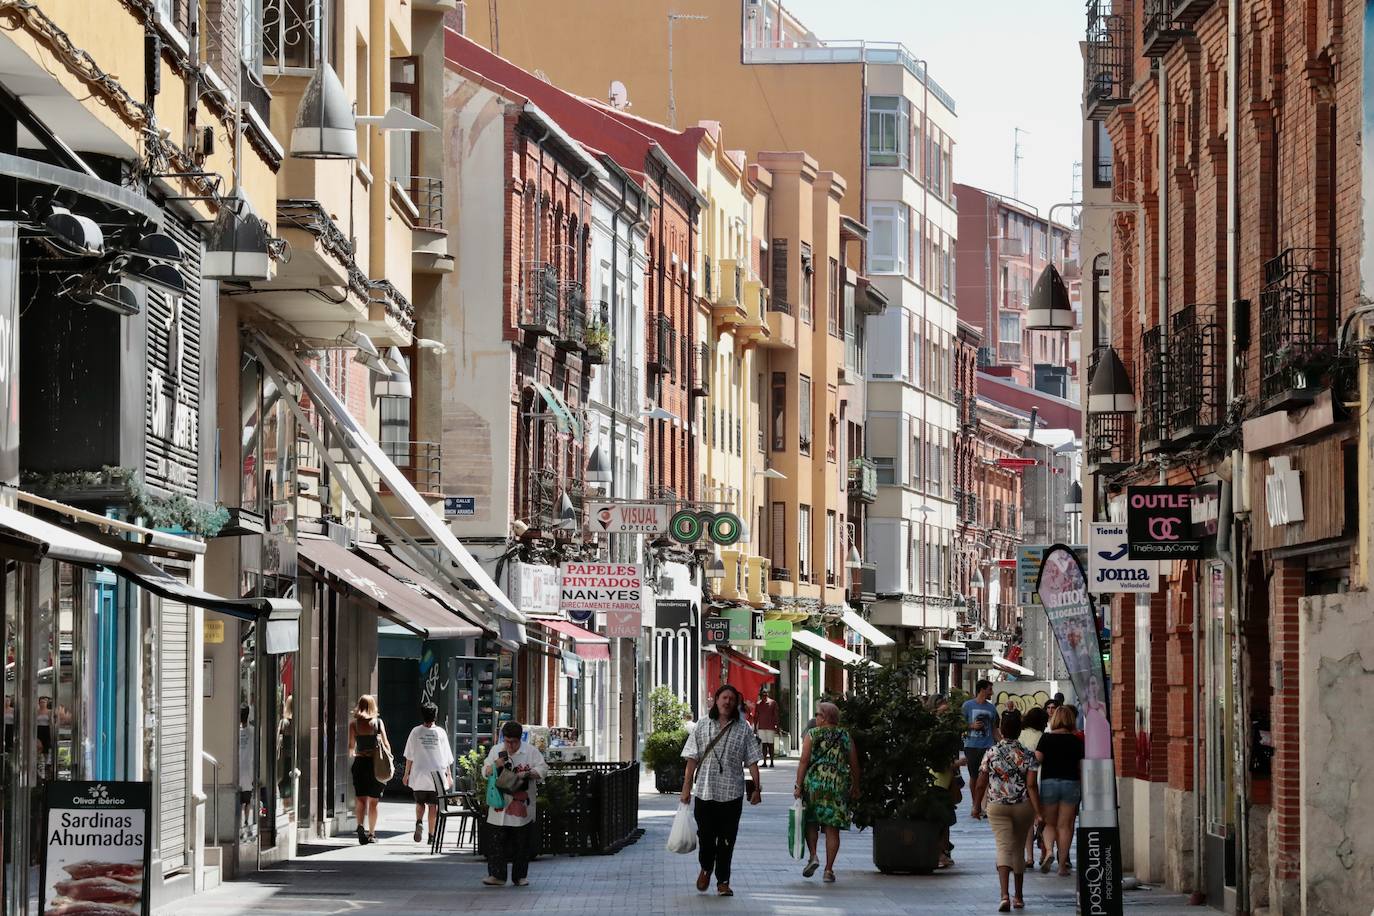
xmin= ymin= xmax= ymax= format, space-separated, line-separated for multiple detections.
xmin=40 ymin=780 xmax=152 ymax=916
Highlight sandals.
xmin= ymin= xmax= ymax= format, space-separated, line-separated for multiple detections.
xmin=1013 ymin=897 xmax=1025 ymax=909
xmin=802 ymin=859 xmax=820 ymax=878
xmin=1040 ymin=855 xmax=1054 ymax=873
xmin=998 ymin=898 xmax=1011 ymax=913
xmin=822 ymin=870 xmax=836 ymax=883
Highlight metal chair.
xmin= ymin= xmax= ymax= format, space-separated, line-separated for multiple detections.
xmin=430 ymin=770 xmax=479 ymax=854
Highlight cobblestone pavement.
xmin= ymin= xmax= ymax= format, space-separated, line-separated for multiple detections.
xmin=166 ymin=760 xmax=1199 ymax=914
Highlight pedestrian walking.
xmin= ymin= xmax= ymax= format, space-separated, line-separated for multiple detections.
xmin=347 ymin=694 xmax=391 ymax=845
xmin=753 ymin=686 xmax=781 ymax=767
xmin=1035 ymin=705 xmax=1085 ymax=876
xmin=962 ymin=679 xmax=1001 ymax=817
xmin=1019 ymin=707 xmax=1050 ymax=869
xmin=793 ymin=701 xmax=861 ymax=883
xmin=680 ymin=684 xmax=763 ymax=897
xmin=482 ymin=721 xmax=548 ymax=887
xmin=401 ymin=702 xmax=454 ymax=845
xmin=973 ymin=710 xmax=1044 ymax=912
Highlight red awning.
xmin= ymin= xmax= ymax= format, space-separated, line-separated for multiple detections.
xmin=721 ymin=648 xmax=777 ymax=704
xmin=532 ymin=618 xmax=612 ymax=661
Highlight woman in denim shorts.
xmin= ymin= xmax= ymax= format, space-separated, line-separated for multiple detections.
xmin=1033 ymin=706 xmax=1084 ymax=876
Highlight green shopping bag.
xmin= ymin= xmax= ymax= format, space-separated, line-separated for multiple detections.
xmin=486 ymin=770 xmax=506 ymax=810
xmin=787 ymin=798 xmax=806 ymax=859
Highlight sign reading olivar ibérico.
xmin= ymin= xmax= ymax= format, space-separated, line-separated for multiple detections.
xmin=1125 ymin=485 xmax=1201 ymax=559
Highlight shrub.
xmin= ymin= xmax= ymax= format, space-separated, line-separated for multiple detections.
xmin=641 ymin=727 xmax=688 ymax=773
xmin=648 ymin=685 xmax=693 ymax=734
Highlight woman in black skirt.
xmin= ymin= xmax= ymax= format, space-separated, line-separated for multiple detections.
xmin=348 ymin=694 xmax=390 ymax=844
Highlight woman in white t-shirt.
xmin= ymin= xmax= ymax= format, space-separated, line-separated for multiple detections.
xmin=481 ymin=721 xmax=549 ymax=887
xmin=401 ymin=702 xmax=454 ymax=845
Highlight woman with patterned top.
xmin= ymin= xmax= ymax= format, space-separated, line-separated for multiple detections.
xmin=793 ymin=702 xmax=861 ymax=883
xmin=973 ymin=710 xmax=1045 ymax=912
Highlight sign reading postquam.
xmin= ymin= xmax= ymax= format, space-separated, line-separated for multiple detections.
xmin=559 ymin=563 xmax=643 ymax=619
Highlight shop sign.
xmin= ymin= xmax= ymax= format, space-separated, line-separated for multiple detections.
xmin=1126 ymin=485 xmax=1201 ymax=558
xmin=604 ymin=610 xmax=642 ymax=638
xmin=703 ymin=616 xmax=730 ymax=645
xmin=762 ymin=619 xmax=793 ymax=656
xmin=444 ymin=496 xmax=476 ymax=517
xmin=588 ymin=502 xmax=669 ymax=534
xmin=509 ymin=562 xmax=560 ymax=616
xmin=668 ymin=509 xmax=743 ymax=546
xmin=724 ymin=608 xmax=762 ymax=644
xmin=40 ymin=780 xmax=153 ymax=916
xmin=203 ymin=619 xmax=225 ymax=644
xmin=560 ymin=563 xmax=642 ymax=624
xmin=1087 ymin=523 xmax=1159 ymax=594
xmin=1263 ymin=456 xmax=1304 ymax=527
xmin=1190 ymin=481 xmax=1221 ymax=540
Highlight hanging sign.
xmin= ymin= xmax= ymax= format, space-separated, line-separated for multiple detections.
xmin=588 ymin=502 xmax=669 ymax=534
xmin=1125 ymin=485 xmax=1201 ymax=558
xmin=1087 ymin=523 xmax=1159 ymax=593
xmin=510 ymin=562 xmax=561 ymax=616
xmin=559 ymin=563 xmax=642 ymax=624
xmin=603 ymin=610 xmax=642 ymax=638
xmin=40 ymin=780 xmax=153 ymax=916
xmin=763 ymin=619 xmax=793 ymax=656
xmin=703 ymin=616 xmax=731 ymax=645
xmin=668 ymin=510 xmax=743 ymax=546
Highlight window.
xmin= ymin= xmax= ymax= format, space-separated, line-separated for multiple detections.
xmin=264 ymin=0 xmax=322 ymax=72
xmin=800 ymin=243 xmax=813 ymax=324
xmin=874 ymin=457 xmax=896 ymax=485
xmin=826 ymin=511 xmax=837 ymax=584
xmin=389 ymin=57 xmax=419 ymax=189
xmin=1093 ymin=121 xmax=1114 ymax=187
xmin=827 ymin=414 xmax=838 ymax=462
xmin=771 ymin=238 xmax=790 ymax=312
xmin=799 ymin=505 xmax=813 ymax=582
xmin=771 ymin=501 xmax=787 ymax=572
xmin=910 ymin=431 xmax=923 ymax=489
xmin=867 ymin=96 xmax=910 ymax=169
xmin=799 ymin=375 xmax=812 ymax=453
xmin=770 ymin=372 xmax=786 ymax=451
xmin=868 ymin=202 xmax=909 ymax=275
xmin=828 ymin=257 xmax=840 ymax=337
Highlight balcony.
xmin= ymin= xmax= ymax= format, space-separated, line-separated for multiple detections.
xmin=1171 ymin=0 xmax=1215 ymax=26
xmin=528 ymin=469 xmax=584 ymax=533
xmin=1086 ymin=411 xmax=1135 ymax=475
xmin=997 ymin=340 xmax=1022 ymax=365
xmin=692 ymin=343 xmax=710 ymax=397
xmin=400 ymin=176 xmax=444 ymax=232
xmin=997 ymin=237 xmax=1027 ymax=260
xmin=585 ymin=300 xmax=611 ymax=365
xmin=1168 ymin=303 xmax=1224 ymax=443
xmin=556 ymin=285 xmax=587 ymax=352
xmin=1142 ymin=0 xmax=1190 ymax=57
xmin=1085 ymin=0 xmax=1132 ymax=120
xmin=521 ymin=263 xmax=560 ymax=335
xmin=648 ymin=314 xmax=676 ymax=376
xmin=381 ymin=441 xmax=443 ymax=494
xmin=741 ymin=281 xmax=776 ymax=347
xmin=1259 ymin=247 xmax=1341 ymax=411
xmin=765 ymin=294 xmax=797 ymax=350
xmin=847 ymin=457 xmax=879 ymax=503
xmin=1139 ymin=326 xmax=1174 ymax=454
xmin=712 ymin=259 xmax=747 ymax=325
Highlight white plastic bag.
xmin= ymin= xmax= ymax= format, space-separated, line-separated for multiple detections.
xmin=666 ymin=802 xmax=698 ymax=854
xmin=787 ymin=799 xmax=807 ymax=859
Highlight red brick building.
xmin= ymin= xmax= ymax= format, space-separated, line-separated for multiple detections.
xmin=1084 ymin=1 xmax=1360 ymax=909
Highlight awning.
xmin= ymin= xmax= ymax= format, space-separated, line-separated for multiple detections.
xmin=720 ymin=647 xmax=779 ymax=676
xmin=18 ymin=489 xmax=205 ymax=556
xmin=0 ymin=504 xmax=122 ymax=566
xmin=533 ymin=381 xmax=580 ymax=437
xmin=993 ymin=654 xmax=1035 ymax=678
xmin=792 ymin=629 xmax=880 ymax=668
xmin=357 ymin=544 xmax=489 ymax=634
xmin=298 ymin=536 xmax=480 ymax=639
xmin=721 ymin=647 xmax=776 ymax=701
xmin=531 ymin=617 xmax=611 ymax=661
xmin=840 ymin=609 xmax=895 ymax=647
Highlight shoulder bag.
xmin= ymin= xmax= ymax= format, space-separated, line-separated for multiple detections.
xmin=693 ymin=720 xmax=736 ymax=786
xmin=372 ymin=718 xmax=395 ymax=783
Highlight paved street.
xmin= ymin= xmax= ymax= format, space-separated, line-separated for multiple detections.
xmin=167 ymin=760 xmax=1198 ymax=915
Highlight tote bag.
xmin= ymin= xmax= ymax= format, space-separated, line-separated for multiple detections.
xmin=370 ymin=720 xmax=395 ymax=783
xmin=787 ymin=798 xmax=807 ymax=859
xmin=486 ymin=770 xmax=506 ymax=811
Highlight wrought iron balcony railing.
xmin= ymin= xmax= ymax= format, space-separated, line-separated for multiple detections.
xmin=1139 ymin=326 xmax=1172 ymax=453
xmin=1171 ymin=0 xmax=1215 ymax=26
xmin=1087 ymin=411 xmax=1134 ymax=475
xmin=1168 ymin=303 xmax=1224 ymax=443
xmin=404 ymin=176 xmax=444 ymax=231
xmin=648 ymin=314 xmax=676 ymax=376
xmin=1259 ymin=247 xmax=1341 ymax=410
xmin=847 ymin=457 xmax=878 ymax=503
xmin=1142 ymin=0 xmax=1190 ymax=57
xmin=521 ymin=263 xmax=560 ymax=334
xmin=1085 ymin=0 xmax=1132 ymax=120
xmin=528 ymin=469 xmax=584 ymax=532
xmin=692 ymin=343 xmax=710 ymax=397
xmin=380 ymin=440 xmax=443 ymax=494
xmin=556 ymin=285 xmax=587 ymax=352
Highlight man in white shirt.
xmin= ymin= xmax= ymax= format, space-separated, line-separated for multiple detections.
xmin=481 ymin=721 xmax=549 ymax=887
xmin=402 ymin=702 xmax=454 ymax=845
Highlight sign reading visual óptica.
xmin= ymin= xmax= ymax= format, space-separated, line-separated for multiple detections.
xmin=588 ymin=502 xmax=669 ymax=534
xmin=559 ymin=563 xmax=642 ymax=624
xmin=40 ymin=780 xmax=153 ymax=916
xmin=1125 ymin=485 xmax=1201 ymax=558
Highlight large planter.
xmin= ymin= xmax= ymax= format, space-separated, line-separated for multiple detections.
xmin=653 ymin=762 xmax=685 ymax=794
xmin=871 ymin=818 xmax=943 ymax=875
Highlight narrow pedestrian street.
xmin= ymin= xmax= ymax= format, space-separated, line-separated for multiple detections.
xmin=164 ymin=761 xmax=1195 ymax=915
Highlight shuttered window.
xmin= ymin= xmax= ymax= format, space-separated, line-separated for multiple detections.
xmin=144 ymin=214 xmax=203 ymax=499
xmin=158 ymin=594 xmax=191 ymax=873
xmin=771 ymin=238 xmax=789 ymax=312
xmin=770 ymin=501 xmax=786 ymax=572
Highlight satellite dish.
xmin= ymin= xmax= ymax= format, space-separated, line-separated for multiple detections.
xmin=608 ymin=80 xmax=631 ymax=111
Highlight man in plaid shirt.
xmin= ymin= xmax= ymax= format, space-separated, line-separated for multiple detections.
xmin=680 ymin=684 xmax=763 ymax=897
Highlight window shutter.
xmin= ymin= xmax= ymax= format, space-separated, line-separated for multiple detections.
xmin=771 ymin=501 xmax=786 ymax=571
xmin=771 ymin=238 xmax=789 ymax=310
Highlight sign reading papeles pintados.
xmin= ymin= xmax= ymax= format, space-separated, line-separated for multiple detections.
xmin=40 ymin=780 xmax=153 ymax=916
xmin=559 ymin=563 xmax=643 ymax=618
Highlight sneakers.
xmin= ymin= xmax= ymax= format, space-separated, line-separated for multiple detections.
xmin=513 ymin=878 xmax=529 ymax=887
xmin=356 ymin=826 xmax=369 ymax=845
xmin=413 ymin=820 xmax=424 ymax=843
xmin=717 ymin=882 xmax=733 ymax=897
xmin=482 ymin=876 xmax=506 ymax=887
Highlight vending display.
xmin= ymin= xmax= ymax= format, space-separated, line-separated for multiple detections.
xmin=448 ymin=648 xmax=516 ymax=758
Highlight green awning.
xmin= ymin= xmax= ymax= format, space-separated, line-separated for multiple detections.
xmin=533 ymin=382 xmax=576 ymax=436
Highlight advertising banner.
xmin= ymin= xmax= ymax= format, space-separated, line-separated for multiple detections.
xmin=1017 ymin=544 xmax=1087 ymax=605
xmin=588 ymin=502 xmax=669 ymax=534
xmin=509 ymin=561 xmax=560 ymax=616
xmin=559 ymin=563 xmax=642 ymax=624
xmin=1036 ymin=546 xmax=1122 ymax=916
xmin=40 ymin=780 xmax=153 ymax=915
xmin=1087 ymin=523 xmax=1159 ymax=593
xmin=1125 ymin=485 xmax=1201 ymax=558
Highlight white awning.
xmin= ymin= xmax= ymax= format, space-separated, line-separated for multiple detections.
xmin=17 ymin=490 xmax=205 ymax=556
xmin=937 ymin=639 xmax=966 ymax=649
xmin=840 ymin=609 xmax=895 ymax=647
xmin=993 ymin=655 xmax=1035 ymax=678
xmin=792 ymin=629 xmax=880 ymax=668
xmin=0 ymin=504 xmax=121 ymax=566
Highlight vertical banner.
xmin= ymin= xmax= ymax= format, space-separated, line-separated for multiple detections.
xmin=40 ymin=780 xmax=153 ymax=915
xmin=1036 ymin=545 xmax=1122 ymax=916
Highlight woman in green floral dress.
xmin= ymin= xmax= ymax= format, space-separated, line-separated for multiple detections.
xmin=793 ymin=702 xmax=862 ymax=882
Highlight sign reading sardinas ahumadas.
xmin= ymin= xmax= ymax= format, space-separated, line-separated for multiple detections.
xmin=40 ymin=780 xmax=152 ymax=916
xmin=559 ymin=563 xmax=643 ymax=619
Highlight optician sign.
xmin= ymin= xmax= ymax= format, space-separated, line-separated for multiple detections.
xmin=40 ymin=780 xmax=153 ymax=916
xmin=559 ymin=563 xmax=642 ymax=624
xmin=1087 ymin=523 xmax=1159 ymax=593
xmin=1125 ymin=485 xmax=1201 ymax=558
xmin=588 ymin=502 xmax=669 ymax=534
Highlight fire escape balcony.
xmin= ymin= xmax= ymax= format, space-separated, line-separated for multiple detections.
xmin=1170 ymin=0 xmax=1215 ymax=27
xmin=556 ymin=285 xmax=588 ymax=352
xmin=1259 ymin=247 xmax=1341 ymax=412
xmin=847 ymin=457 xmax=878 ymax=503
xmin=520 ymin=263 xmax=560 ymax=335
xmin=1168 ymin=303 xmax=1224 ymax=444
xmin=648 ymin=314 xmax=677 ymax=376
xmin=1142 ymin=0 xmax=1190 ymax=57
xmin=1139 ymin=326 xmax=1174 ymax=454
xmin=1085 ymin=0 xmax=1132 ymax=120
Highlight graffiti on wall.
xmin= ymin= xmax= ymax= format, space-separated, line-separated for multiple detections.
xmin=993 ymin=680 xmax=1076 ymax=716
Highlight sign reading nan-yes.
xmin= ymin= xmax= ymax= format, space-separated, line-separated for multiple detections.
xmin=559 ymin=563 xmax=642 ymax=625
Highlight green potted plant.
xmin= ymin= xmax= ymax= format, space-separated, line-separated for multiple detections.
xmin=643 ymin=686 xmax=692 ymax=793
xmin=584 ymin=322 xmax=612 ymax=364
xmin=832 ymin=651 xmax=965 ymax=874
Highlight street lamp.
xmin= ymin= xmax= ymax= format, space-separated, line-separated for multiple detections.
xmin=846 ymin=544 xmax=863 ymax=571
xmin=970 ymin=566 xmax=985 ymax=589
xmin=586 ymin=444 xmax=612 ymax=485
xmin=1087 ymin=346 xmax=1137 ymax=413
xmin=1026 ymin=263 xmax=1075 ymax=331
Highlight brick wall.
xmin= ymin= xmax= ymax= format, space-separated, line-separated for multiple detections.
xmin=1268 ymin=557 xmax=1305 ymax=882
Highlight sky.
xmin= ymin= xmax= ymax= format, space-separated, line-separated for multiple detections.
xmin=783 ymin=0 xmax=1086 ymax=219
